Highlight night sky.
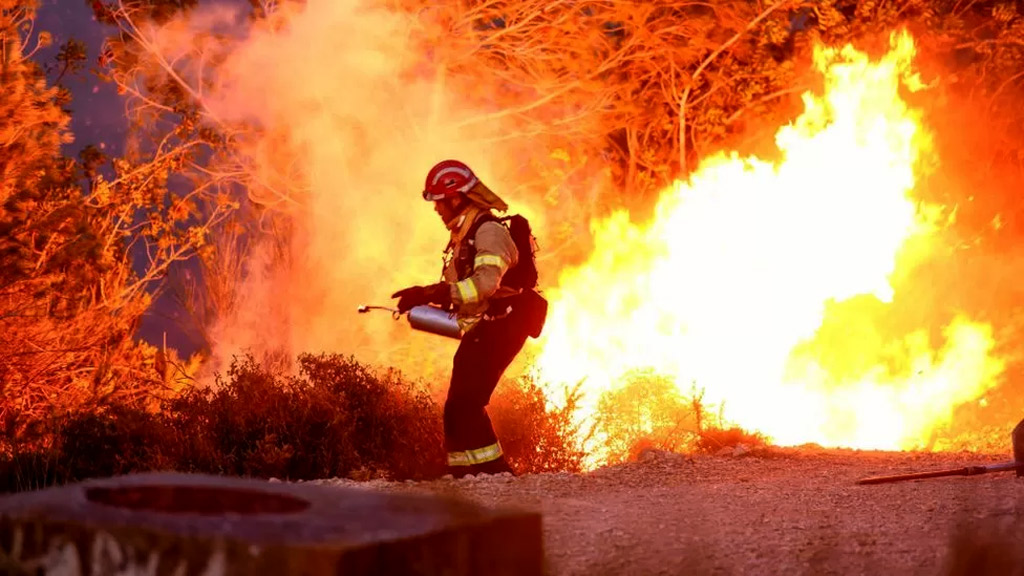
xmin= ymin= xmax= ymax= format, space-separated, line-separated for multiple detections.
xmin=36 ymin=0 xmax=198 ymax=356
xmin=37 ymin=0 xmax=125 ymax=157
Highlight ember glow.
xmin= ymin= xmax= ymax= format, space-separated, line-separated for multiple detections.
xmin=534 ymin=32 xmax=1004 ymax=460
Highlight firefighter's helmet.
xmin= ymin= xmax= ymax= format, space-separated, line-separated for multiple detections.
xmin=422 ymin=159 xmax=479 ymax=201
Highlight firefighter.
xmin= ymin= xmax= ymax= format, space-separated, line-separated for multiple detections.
xmin=391 ymin=159 xmax=533 ymax=478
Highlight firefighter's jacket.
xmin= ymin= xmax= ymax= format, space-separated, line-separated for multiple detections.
xmin=442 ymin=209 xmax=519 ymax=333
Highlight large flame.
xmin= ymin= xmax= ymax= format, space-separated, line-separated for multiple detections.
xmin=534 ymin=31 xmax=1004 ymax=461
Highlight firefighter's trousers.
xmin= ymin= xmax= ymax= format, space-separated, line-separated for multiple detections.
xmin=444 ymin=310 xmax=528 ymax=476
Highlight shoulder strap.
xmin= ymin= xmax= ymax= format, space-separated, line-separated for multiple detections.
xmin=453 ymin=212 xmax=501 ymax=279
xmin=467 ymin=212 xmax=501 ymax=240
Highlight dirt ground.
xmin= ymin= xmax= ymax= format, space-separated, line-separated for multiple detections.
xmin=312 ymin=447 xmax=1024 ymax=575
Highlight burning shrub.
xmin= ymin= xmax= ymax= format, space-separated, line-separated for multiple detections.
xmin=0 ymin=354 xmax=448 ymax=491
xmin=0 ymin=352 xmax=600 ymax=492
xmin=161 ymin=355 xmax=302 ymax=478
xmin=0 ymin=404 xmax=171 ymax=493
xmin=595 ymin=371 xmax=702 ymax=465
xmin=695 ymin=426 xmax=770 ymax=454
xmin=55 ymin=404 xmax=172 ymax=481
xmin=165 ymin=353 xmax=447 ymax=482
xmin=297 ymin=353 xmax=446 ymax=480
xmin=490 ymin=376 xmax=588 ymax=474
xmin=592 ymin=372 xmax=768 ymax=463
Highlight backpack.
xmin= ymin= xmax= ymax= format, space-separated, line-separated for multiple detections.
xmin=460 ymin=213 xmax=540 ymax=290
xmin=460 ymin=212 xmax=547 ymax=337
xmin=496 ymin=214 xmax=539 ymax=290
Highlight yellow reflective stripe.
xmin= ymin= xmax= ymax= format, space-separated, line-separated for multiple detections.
xmin=446 ymin=442 xmax=503 ymax=467
xmin=474 ymin=253 xmax=507 ymax=271
xmin=455 ymin=278 xmax=479 ymax=303
xmin=467 ymin=442 xmax=503 ymax=463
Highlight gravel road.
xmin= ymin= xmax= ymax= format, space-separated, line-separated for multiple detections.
xmin=310 ymin=447 xmax=1024 ymax=575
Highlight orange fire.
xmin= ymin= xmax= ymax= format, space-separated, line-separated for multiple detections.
xmin=533 ymin=31 xmax=1004 ymax=464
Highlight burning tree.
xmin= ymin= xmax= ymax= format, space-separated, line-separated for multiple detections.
xmin=0 ymin=0 xmax=160 ymax=439
xmin=0 ymin=0 xmax=236 ymax=454
xmin=414 ymin=0 xmax=809 ymax=220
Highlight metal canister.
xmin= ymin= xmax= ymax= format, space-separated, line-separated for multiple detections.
xmin=407 ymin=305 xmax=462 ymax=340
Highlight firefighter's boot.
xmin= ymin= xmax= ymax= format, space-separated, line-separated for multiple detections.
xmin=474 ymin=455 xmax=515 ymax=476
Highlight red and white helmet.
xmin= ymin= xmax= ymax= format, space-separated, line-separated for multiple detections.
xmin=422 ymin=159 xmax=479 ymax=201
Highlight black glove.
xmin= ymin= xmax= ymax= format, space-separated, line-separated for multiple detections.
xmin=392 ymin=285 xmax=428 ymax=313
xmin=391 ymin=282 xmax=451 ymax=313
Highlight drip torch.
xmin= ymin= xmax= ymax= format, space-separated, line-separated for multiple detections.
xmin=357 ymin=304 xmax=462 ymax=340
xmin=855 ymin=418 xmax=1024 ymax=485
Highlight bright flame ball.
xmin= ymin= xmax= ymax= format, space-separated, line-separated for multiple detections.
xmin=534 ymin=31 xmax=1004 ymax=466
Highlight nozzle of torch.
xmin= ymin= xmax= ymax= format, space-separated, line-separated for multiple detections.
xmin=357 ymin=304 xmax=401 ymax=317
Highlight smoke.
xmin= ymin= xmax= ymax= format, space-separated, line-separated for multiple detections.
xmin=136 ymin=0 xmax=599 ymax=384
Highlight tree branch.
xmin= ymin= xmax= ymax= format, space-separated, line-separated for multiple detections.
xmin=678 ymin=0 xmax=789 ymax=175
